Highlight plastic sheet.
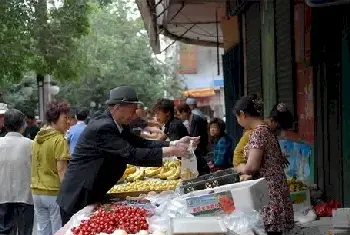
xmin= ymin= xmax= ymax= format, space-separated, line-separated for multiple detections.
xmin=181 ymin=140 xmax=199 ymax=180
xmin=221 ymin=210 xmax=267 ymax=235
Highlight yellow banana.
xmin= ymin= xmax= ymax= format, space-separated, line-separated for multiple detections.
xmin=145 ymin=168 xmax=161 ymax=177
xmin=134 ymin=169 xmax=145 ymax=181
xmin=167 ymin=167 xmax=181 ymax=180
xmin=127 ymin=168 xmax=143 ymax=182
xmin=168 ymin=161 xmax=180 ymax=168
xmin=124 ymin=166 xmax=136 ymax=175
xmin=159 ymin=167 xmax=177 ymax=179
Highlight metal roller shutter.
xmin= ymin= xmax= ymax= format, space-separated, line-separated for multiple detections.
xmin=275 ymin=0 xmax=295 ymax=114
xmin=223 ymin=45 xmax=244 ymax=145
xmin=245 ymin=3 xmax=262 ymax=96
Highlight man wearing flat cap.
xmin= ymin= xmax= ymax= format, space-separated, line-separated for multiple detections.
xmin=57 ymin=86 xmax=198 ymax=224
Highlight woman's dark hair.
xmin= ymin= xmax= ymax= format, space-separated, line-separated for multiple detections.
xmin=4 ymin=109 xmax=26 ymax=132
xmin=233 ymin=94 xmax=263 ymax=117
xmin=152 ymin=98 xmax=175 ymax=118
xmin=26 ymin=113 xmax=35 ymax=120
xmin=46 ymin=100 xmax=71 ymax=124
xmin=209 ymin=118 xmax=226 ymax=137
xmin=76 ymin=108 xmax=89 ymax=121
xmin=269 ymin=103 xmax=294 ymax=130
xmin=176 ymin=104 xmax=191 ymax=114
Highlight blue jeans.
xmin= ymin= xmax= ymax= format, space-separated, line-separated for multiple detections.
xmin=0 ymin=203 xmax=34 ymax=235
xmin=32 ymin=195 xmax=61 ymax=235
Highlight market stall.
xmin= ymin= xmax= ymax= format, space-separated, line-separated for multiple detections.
xmin=56 ymin=157 xmax=350 ymax=235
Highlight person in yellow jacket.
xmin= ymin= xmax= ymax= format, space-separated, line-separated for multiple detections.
xmin=233 ymin=129 xmax=252 ymax=167
xmin=31 ymin=100 xmax=71 ymax=235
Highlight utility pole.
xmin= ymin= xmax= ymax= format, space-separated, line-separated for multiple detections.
xmin=35 ymin=0 xmax=48 ymax=122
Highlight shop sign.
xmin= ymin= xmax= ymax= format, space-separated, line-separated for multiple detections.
xmin=186 ymin=191 xmax=235 ymax=216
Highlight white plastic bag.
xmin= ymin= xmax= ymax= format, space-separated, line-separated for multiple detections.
xmin=181 ymin=140 xmax=199 ymax=180
xmin=222 ymin=210 xmax=267 ymax=235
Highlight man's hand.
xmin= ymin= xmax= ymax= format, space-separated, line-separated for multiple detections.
xmin=163 ymin=144 xmax=189 ymax=157
xmin=240 ymin=174 xmax=252 ymax=181
xmin=176 ymin=136 xmax=200 ymax=146
xmin=234 ymin=163 xmax=246 ymax=174
xmin=171 ymin=144 xmax=189 ymax=157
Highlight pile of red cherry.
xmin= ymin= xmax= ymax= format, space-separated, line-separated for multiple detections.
xmin=71 ymin=205 xmax=149 ymax=235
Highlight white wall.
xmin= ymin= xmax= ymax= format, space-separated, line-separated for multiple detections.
xmin=181 ymin=46 xmax=224 ymax=89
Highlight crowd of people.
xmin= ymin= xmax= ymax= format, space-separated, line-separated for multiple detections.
xmin=0 ymin=86 xmax=296 ymax=235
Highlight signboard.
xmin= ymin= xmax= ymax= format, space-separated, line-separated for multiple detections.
xmin=186 ymin=191 xmax=235 ymax=216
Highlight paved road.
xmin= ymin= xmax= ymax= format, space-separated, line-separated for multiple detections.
xmin=32 ymin=216 xmax=36 ymax=235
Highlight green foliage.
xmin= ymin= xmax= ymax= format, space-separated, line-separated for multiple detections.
xmin=0 ymin=1 xmax=34 ymax=85
xmin=56 ymin=0 xmax=182 ymax=108
xmin=4 ymin=73 xmax=38 ymax=115
xmin=1 ymin=0 xmax=182 ymax=111
xmin=0 ymin=0 xmax=109 ymax=84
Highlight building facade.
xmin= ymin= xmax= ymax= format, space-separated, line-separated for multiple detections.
xmin=137 ymin=0 xmax=350 ymax=206
xmin=177 ymin=43 xmax=225 ymax=119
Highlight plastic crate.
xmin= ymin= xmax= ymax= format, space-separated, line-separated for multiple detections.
xmin=179 ymin=170 xmax=240 ymax=194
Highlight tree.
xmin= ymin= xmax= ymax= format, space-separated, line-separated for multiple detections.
xmin=56 ymin=0 xmax=182 ymax=108
xmin=0 ymin=0 xmax=110 ymax=85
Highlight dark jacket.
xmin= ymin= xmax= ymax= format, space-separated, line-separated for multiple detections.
xmin=189 ymin=114 xmax=208 ymax=155
xmin=189 ymin=114 xmax=210 ymax=175
xmin=57 ymin=111 xmax=169 ymax=215
xmin=164 ymin=117 xmax=188 ymax=141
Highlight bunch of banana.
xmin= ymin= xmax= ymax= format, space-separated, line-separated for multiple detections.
xmin=125 ymin=164 xmax=137 ymax=174
xmin=287 ymin=177 xmax=306 ymax=192
xmin=126 ymin=168 xmax=145 ymax=182
xmin=167 ymin=160 xmax=181 ymax=168
xmin=117 ymin=165 xmax=137 ymax=183
xmin=157 ymin=163 xmax=181 ymax=180
xmin=145 ymin=167 xmax=162 ymax=177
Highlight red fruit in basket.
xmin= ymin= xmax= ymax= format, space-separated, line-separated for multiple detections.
xmin=71 ymin=205 xmax=149 ymax=235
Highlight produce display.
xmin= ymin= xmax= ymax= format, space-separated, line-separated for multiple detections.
xmin=108 ymin=179 xmax=181 ymax=193
xmin=71 ymin=205 xmax=150 ymax=235
xmin=119 ymin=161 xmax=181 ymax=184
xmin=287 ymin=177 xmax=306 ymax=192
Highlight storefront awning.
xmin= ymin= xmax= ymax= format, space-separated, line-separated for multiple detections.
xmin=136 ymin=0 xmax=160 ymax=54
xmin=183 ymin=88 xmax=216 ymax=98
xmin=136 ymin=0 xmax=226 ymax=54
xmin=305 ymin=0 xmax=350 ymax=7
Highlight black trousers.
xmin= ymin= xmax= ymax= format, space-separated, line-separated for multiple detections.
xmin=0 ymin=203 xmax=34 ymax=235
xmin=266 ymin=232 xmax=282 ymax=235
xmin=60 ymin=208 xmax=74 ymax=227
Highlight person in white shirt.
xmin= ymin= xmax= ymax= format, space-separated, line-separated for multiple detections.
xmin=185 ymin=98 xmax=205 ymax=119
xmin=0 ymin=109 xmax=34 ymax=235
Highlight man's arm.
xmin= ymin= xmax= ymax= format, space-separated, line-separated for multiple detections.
xmin=97 ymin=125 xmax=173 ymax=167
xmin=124 ymin=127 xmax=170 ymax=148
xmin=147 ymin=120 xmax=161 ymax=128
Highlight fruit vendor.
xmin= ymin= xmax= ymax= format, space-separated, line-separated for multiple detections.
xmin=153 ymin=98 xmax=188 ymax=141
xmin=57 ymin=86 xmax=199 ymax=225
xmin=129 ymin=102 xmax=163 ymax=139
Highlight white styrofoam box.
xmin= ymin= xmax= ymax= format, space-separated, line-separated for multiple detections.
xmin=180 ymin=178 xmax=269 ymax=212
xmin=333 ymin=208 xmax=350 ymax=228
xmin=290 ymin=190 xmax=311 ymax=212
xmin=328 ymin=229 xmax=350 ymax=235
xmin=169 ymin=217 xmax=227 ymax=235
